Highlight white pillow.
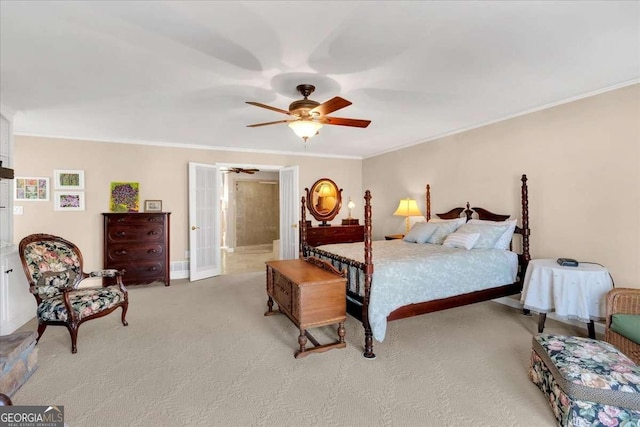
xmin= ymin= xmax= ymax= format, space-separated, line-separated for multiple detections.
xmin=429 ymin=217 xmax=466 ymax=230
xmin=443 ymin=232 xmax=480 ymax=250
xmin=469 ymin=219 xmax=517 ymax=250
xmin=455 ymin=222 xmax=509 ymax=249
xmin=426 ymin=221 xmax=462 ymax=245
xmin=402 ymin=222 xmax=438 ymax=244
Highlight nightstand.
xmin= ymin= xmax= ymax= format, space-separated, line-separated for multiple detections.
xmin=384 ymin=234 xmax=404 ymax=240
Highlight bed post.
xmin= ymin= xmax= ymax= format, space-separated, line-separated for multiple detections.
xmin=426 ymin=184 xmax=431 ymax=221
xmin=300 ymin=196 xmax=307 ymax=259
xmin=520 ymin=174 xmax=530 ymax=269
xmin=362 ymin=190 xmax=376 ymax=359
xmin=518 ymin=174 xmax=531 ymax=288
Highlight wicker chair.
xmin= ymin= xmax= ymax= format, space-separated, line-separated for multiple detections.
xmin=604 ymin=288 xmax=640 ymax=364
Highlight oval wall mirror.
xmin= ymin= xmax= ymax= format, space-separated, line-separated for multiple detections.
xmin=305 ymin=178 xmax=343 ymax=226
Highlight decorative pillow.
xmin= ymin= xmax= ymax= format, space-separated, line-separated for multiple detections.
xmin=611 ymin=314 xmax=640 ymax=344
xmin=429 ymin=217 xmax=466 ymax=230
xmin=455 ymin=222 xmax=510 ymax=249
xmin=403 ymin=222 xmax=438 ymax=244
xmin=469 ymin=219 xmax=517 ymax=250
xmin=443 ymin=232 xmax=480 ymax=250
xmin=426 ymin=221 xmax=462 ymax=245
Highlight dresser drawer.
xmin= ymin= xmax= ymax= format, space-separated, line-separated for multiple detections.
xmin=106 ymin=214 xmax=166 ymax=225
xmin=272 ymin=271 xmax=293 ymax=314
xmin=106 ymin=224 xmax=164 ymax=243
xmin=109 ymin=261 xmax=166 ymax=283
xmin=305 ymin=225 xmax=364 ymax=246
xmin=106 ymin=244 xmax=165 ymax=262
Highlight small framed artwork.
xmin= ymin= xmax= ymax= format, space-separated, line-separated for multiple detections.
xmin=15 ymin=177 xmax=49 ymax=201
xmin=110 ymin=182 xmax=139 ymax=212
xmin=54 ymin=169 xmax=85 ymax=190
xmin=54 ymin=191 xmax=85 ymax=211
xmin=144 ymin=200 xmax=162 ymax=212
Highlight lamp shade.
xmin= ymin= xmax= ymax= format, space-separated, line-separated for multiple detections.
xmin=394 ymin=198 xmax=423 ymax=233
xmin=393 ymin=198 xmax=422 ymax=217
xmin=288 ymin=120 xmax=323 ymax=140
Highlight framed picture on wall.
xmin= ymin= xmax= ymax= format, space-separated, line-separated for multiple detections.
xmin=54 ymin=191 xmax=85 ymax=211
xmin=53 ymin=169 xmax=85 ymax=190
xmin=14 ymin=177 xmax=49 ymax=201
xmin=144 ymin=200 xmax=162 ymax=212
xmin=110 ymin=182 xmax=139 ymax=212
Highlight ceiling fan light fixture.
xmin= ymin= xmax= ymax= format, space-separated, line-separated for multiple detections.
xmin=288 ymin=120 xmax=323 ymax=141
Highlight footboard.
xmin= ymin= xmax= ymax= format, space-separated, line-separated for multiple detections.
xmin=304 ymin=245 xmax=366 ymax=321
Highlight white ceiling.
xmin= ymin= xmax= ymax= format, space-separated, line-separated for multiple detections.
xmin=1 ymin=1 xmax=638 ymax=159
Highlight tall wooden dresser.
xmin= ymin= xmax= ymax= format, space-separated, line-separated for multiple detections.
xmin=103 ymin=212 xmax=171 ymax=286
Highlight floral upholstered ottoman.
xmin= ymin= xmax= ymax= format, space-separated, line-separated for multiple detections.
xmin=529 ymin=334 xmax=640 ymax=426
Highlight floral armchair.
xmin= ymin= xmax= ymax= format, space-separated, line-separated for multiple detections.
xmin=18 ymin=233 xmax=129 ymax=354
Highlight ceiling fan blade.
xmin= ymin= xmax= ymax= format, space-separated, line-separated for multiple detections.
xmin=246 ymin=101 xmax=292 ymax=116
xmin=320 ymin=116 xmax=371 ymax=128
xmin=309 ymin=97 xmax=352 ymax=116
xmin=246 ymin=120 xmax=291 ymax=128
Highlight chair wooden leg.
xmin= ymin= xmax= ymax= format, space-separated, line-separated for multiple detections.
xmin=67 ymin=325 xmax=79 ymax=354
xmin=0 ymin=393 xmax=12 ymax=406
xmin=121 ymin=303 xmax=129 ymax=326
xmin=36 ymin=324 xmax=47 ymax=342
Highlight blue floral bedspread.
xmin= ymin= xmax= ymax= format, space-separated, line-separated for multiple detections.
xmin=316 ymin=240 xmax=518 ymax=341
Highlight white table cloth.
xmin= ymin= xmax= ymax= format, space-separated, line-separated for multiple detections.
xmin=521 ymin=259 xmax=613 ymax=322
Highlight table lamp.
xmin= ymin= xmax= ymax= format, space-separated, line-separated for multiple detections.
xmin=342 ymin=197 xmax=359 ymax=225
xmin=393 ymin=198 xmax=422 ymax=233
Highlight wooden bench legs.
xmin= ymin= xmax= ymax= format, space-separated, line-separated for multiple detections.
xmin=295 ymin=323 xmax=346 ymax=359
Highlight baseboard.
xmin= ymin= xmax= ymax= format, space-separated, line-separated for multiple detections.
xmin=493 ymin=296 xmax=606 ymax=336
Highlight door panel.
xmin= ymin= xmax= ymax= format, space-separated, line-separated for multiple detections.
xmin=188 ymin=162 xmax=221 ymax=281
xmin=279 ymin=166 xmax=299 ymax=259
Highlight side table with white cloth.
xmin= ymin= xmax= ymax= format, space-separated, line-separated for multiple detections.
xmin=520 ymin=259 xmax=613 ymax=338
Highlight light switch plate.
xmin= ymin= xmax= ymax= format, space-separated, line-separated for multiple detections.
xmin=13 ymin=206 xmax=23 ymax=215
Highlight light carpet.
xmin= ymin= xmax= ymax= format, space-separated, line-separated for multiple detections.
xmin=13 ymin=272 xmax=586 ymax=426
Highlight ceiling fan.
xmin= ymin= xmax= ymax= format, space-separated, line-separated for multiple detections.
xmin=246 ymin=84 xmax=371 ymax=142
xmin=226 ymin=167 xmax=260 ymax=174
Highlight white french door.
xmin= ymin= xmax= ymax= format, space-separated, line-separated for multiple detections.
xmin=279 ymin=166 xmax=299 ymax=259
xmin=188 ymin=162 xmax=221 ymax=281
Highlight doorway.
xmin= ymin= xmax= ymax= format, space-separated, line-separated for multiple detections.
xmin=188 ymin=163 xmax=298 ymax=281
xmin=221 ymin=169 xmax=279 ymax=274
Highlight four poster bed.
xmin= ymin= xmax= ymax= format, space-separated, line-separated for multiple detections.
xmin=300 ymin=174 xmax=531 ymax=358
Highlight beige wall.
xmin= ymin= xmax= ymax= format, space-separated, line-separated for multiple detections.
xmin=13 ymin=138 xmax=362 ymax=270
xmin=364 ymin=84 xmax=640 ymax=288
xmin=235 ymin=180 xmax=279 ymax=247
xmin=12 ymin=85 xmax=639 ymax=288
